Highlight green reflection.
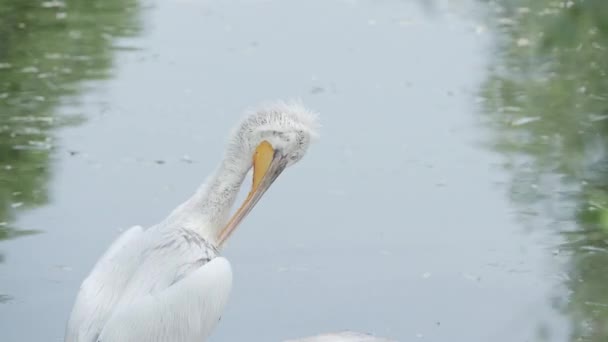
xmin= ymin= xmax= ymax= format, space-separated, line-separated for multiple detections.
xmin=0 ymin=1 xmax=140 ymax=249
xmin=480 ymin=0 xmax=608 ymax=340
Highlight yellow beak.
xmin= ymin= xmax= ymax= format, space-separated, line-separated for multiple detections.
xmin=216 ymin=140 xmax=286 ymax=246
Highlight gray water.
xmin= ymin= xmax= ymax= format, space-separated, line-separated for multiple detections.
xmin=1 ymin=0 xmax=606 ymax=341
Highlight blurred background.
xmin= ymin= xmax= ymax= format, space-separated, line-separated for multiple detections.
xmin=0 ymin=0 xmax=607 ymax=341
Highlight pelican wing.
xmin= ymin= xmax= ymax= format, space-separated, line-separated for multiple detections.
xmin=96 ymin=256 xmax=232 ymax=342
xmin=66 ymin=225 xmax=146 ymax=342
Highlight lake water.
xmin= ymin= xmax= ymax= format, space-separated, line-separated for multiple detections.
xmin=1 ymin=0 xmax=607 ymax=341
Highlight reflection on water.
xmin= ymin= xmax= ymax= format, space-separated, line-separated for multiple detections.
xmin=0 ymin=1 xmax=140 ymax=251
xmin=480 ymin=0 xmax=608 ymax=340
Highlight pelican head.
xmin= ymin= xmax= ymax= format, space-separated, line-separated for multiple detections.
xmin=217 ymin=101 xmax=319 ymax=245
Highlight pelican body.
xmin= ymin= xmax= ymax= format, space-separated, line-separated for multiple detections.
xmin=65 ymin=102 xmax=318 ymax=342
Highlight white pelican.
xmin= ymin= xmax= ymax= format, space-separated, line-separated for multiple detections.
xmin=65 ymin=101 xmax=319 ymax=342
xmin=65 ymin=101 xmax=393 ymax=342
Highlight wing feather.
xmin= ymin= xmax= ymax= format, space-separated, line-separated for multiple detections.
xmin=97 ymin=256 xmax=232 ymax=342
xmin=65 ymin=226 xmax=145 ymax=342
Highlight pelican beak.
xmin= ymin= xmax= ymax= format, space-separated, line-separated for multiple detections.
xmin=217 ymin=140 xmax=287 ymax=246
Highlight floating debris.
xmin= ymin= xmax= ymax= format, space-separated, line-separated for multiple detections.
xmin=9 ymin=115 xmax=54 ymax=123
xmin=180 ymin=155 xmax=193 ymax=163
xmin=41 ymin=0 xmax=65 ymax=8
xmin=310 ymin=86 xmax=325 ymax=95
xmin=538 ymin=8 xmax=560 ymax=16
xmin=561 ymin=1 xmax=575 ymax=8
xmin=21 ymin=66 xmax=39 ymax=73
xmin=588 ymin=113 xmax=608 ymax=122
xmin=0 ymin=294 xmax=13 ymax=303
xmin=584 ymin=301 xmax=608 ymax=308
xmin=500 ymin=106 xmax=522 ymax=113
xmin=516 ymin=38 xmax=531 ymax=47
xmin=397 ymin=18 xmax=415 ymax=26
xmin=497 ymin=17 xmax=515 ymax=26
xmin=462 ymin=273 xmax=481 ymax=282
xmin=71 ymin=55 xmax=92 ymax=61
xmin=511 ymin=116 xmax=541 ymax=126
xmin=69 ymin=31 xmax=82 ymax=40
xmin=580 ymin=246 xmax=608 ymax=253
xmin=55 ymin=265 xmax=73 ymax=272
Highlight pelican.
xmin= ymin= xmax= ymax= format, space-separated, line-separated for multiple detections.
xmin=65 ymin=101 xmax=318 ymax=341
xmin=65 ymin=101 xmax=392 ymax=342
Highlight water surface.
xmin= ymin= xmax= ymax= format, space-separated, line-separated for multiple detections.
xmin=0 ymin=0 xmax=605 ymax=341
